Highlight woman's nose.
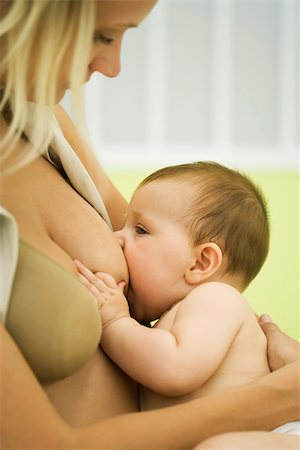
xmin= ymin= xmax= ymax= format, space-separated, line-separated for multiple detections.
xmin=114 ymin=230 xmax=125 ymax=249
xmin=89 ymin=44 xmax=121 ymax=78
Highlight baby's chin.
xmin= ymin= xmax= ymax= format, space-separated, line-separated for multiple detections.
xmin=127 ymin=288 xmax=149 ymax=323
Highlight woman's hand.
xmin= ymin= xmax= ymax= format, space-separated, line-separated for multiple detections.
xmin=74 ymin=260 xmax=130 ymax=327
xmin=259 ymin=314 xmax=300 ymax=371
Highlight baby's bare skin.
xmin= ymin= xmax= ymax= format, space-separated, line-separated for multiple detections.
xmin=75 ymin=262 xmax=270 ymax=411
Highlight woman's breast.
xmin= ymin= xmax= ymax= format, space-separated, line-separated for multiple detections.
xmin=44 ymin=346 xmax=139 ymax=425
xmin=4 ymin=156 xmax=138 ymax=419
xmin=7 ymin=241 xmax=139 ymax=422
xmin=6 ymin=240 xmax=103 ymax=382
xmin=39 ymin=158 xmax=129 ymax=285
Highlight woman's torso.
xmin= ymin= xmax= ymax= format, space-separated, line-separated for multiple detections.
xmin=1 ymin=153 xmax=139 ymax=425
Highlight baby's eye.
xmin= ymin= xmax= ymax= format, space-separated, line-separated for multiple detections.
xmin=135 ymin=225 xmax=148 ymax=235
xmin=93 ymin=33 xmax=114 ymax=45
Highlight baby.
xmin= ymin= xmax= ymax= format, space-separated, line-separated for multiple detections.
xmin=76 ymin=161 xmax=271 ymax=411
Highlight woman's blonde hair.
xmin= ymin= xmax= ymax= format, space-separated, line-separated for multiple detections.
xmin=0 ymin=0 xmax=95 ymax=169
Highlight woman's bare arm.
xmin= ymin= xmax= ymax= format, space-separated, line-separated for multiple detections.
xmin=1 ymin=323 xmax=299 ymax=450
xmin=54 ymin=104 xmax=128 ymax=230
xmin=1 ymin=324 xmax=72 ymax=450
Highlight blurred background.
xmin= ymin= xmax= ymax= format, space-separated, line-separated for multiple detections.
xmin=63 ymin=0 xmax=299 ymax=338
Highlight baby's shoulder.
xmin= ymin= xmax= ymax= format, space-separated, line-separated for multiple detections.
xmin=182 ymin=282 xmax=251 ymax=316
xmin=188 ymin=281 xmax=243 ymax=300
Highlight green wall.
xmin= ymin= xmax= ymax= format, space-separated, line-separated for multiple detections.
xmin=108 ymin=170 xmax=299 ymax=340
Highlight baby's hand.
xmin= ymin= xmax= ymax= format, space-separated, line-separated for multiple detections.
xmin=74 ymin=260 xmax=130 ymax=327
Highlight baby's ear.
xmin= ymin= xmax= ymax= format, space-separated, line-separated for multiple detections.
xmin=184 ymin=243 xmax=223 ymax=285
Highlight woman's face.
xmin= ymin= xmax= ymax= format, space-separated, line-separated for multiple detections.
xmin=57 ymin=0 xmax=156 ymax=98
xmin=89 ymin=0 xmax=157 ymax=78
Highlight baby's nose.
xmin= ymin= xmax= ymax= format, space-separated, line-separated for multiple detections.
xmin=114 ymin=230 xmax=125 ymax=249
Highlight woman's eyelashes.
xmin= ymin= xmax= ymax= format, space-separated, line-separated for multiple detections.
xmin=134 ymin=225 xmax=149 ymax=235
xmin=93 ymin=32 xmax=114 ymax=45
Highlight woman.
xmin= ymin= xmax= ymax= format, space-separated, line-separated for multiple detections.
xmin=0 ymin=1 xmax=299 ymax=449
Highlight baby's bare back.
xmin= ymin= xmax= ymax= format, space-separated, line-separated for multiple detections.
xmin=140 ymin=295 xmax=270 ymax=411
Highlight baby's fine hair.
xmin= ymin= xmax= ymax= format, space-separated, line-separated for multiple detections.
xmin=138 ymin=161 xmax=270 ymax=288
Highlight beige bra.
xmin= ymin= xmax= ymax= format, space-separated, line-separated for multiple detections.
xmin=2 ymin=107 xmax=110 ymax=382
xmin=6 ymin=240 xmax=102 ymax=382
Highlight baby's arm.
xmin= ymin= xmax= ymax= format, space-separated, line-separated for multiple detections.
xmin=76 ymin=261 xmax=247 ymax=397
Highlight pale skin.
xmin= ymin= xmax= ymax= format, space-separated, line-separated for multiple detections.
xmin=74 ymin=180 xmax=272 ymax=408
xmin=75 ymin=270 xmax=271 ymax=407
xmin=76 ymin=179 xmax=300 ymax=449
xmin=0 ymin=0 xmax=155 ymax=429
xmin=1 ymin=0 xmax=300 ymax=448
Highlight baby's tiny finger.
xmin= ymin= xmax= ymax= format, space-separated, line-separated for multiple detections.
xmin=117 ymin=281 xmax=127 ymax=292
xmin=95 ymin=271 xmax=118 ymax=288
xmin=74 ymin=260 xmax=97 ymax=283
xmin=77 ymin=274 xmax=101 ymax=309
xmin=78 ymin=273 xmax=90 ymax=288
xmin=88 ymin=285 xmax=105 ymax=308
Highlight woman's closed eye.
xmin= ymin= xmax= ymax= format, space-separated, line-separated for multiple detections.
xmin=134 ymin=225 xmax=149 ymax=235
xmin=93 ymin=32 xmax=114 ymax=45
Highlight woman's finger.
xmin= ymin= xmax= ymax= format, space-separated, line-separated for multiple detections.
xmin=259 ymin=314 xmax=273 ymax=325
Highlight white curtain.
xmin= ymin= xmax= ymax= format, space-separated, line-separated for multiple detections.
xmin=63 ymin=0 xmax=299 ymax=170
